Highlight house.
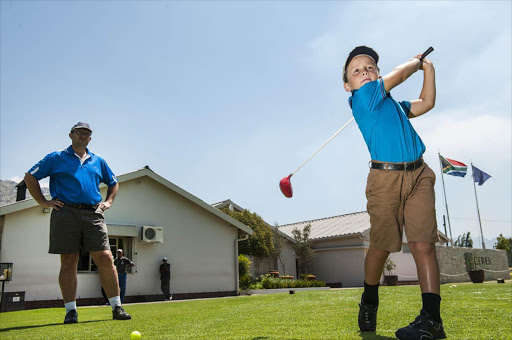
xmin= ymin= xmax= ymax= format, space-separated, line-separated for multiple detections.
xmin=279 ymin=211 xmax=451 ymax=288
xmin=212 ymin=200 xmax=297 ymax=280
xmin=0 ymin=167 xmax=253 ymax=308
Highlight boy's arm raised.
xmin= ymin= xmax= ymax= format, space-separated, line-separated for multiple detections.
xmin=409 ymin=58 xmax=436 ymax=118
xmin=382 ymin=56 xmax=422 ymax=93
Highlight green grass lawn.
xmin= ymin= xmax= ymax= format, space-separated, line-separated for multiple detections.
xmin=0 ymin=281 xmax=510 ymax=339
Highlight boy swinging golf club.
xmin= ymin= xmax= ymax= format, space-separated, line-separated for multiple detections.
xmin=343 ymin=46 xmax=445 ymax=339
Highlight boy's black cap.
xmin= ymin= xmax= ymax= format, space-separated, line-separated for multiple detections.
xmin=343 ymin=46 xmax=379 ymax=82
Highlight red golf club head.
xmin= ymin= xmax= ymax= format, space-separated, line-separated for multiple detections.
xmin=279 ymin=175 xmax=293 ymax=198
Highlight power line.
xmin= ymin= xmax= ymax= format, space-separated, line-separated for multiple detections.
xmin=450 ymin=217 xmax=511 ymax=223
xmin=436 ymin=214 xmax=511 ymax=223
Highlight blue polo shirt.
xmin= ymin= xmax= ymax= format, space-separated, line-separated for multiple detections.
xmin=28 ymin=146 xmax=118 ymax=205
xmin=349 ymin=78 xmax=425 ymax=163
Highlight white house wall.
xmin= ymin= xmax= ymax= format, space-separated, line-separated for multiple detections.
xmin=0 ymin=207 xmax=62 ymax=302
xmin=312 ymin=248 xmax=366 ymax=287
xmin=103 ymin=177 xmax=239 ymax=296
xmin=388 ymin=252 xmax=418 ymax=282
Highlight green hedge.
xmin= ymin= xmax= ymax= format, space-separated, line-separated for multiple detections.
xmin=261 ymin=276 xmax=325 ymax=289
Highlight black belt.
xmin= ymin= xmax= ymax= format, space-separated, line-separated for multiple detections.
xmin=370 ymin=158 xmax=424 ymax=171
xmin=64 ymin=203 xmax=96 ymax=209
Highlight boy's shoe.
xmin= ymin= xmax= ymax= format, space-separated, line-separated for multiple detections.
xmin=358 ymin=299 xmax=378 ymax=331
xmin=112 ymin=306 xmax=132 ymax=320
xmin=395 ymin=311 xmax=446 ymax=340
xmin=64 ymin=309 xmax=78 ymax=324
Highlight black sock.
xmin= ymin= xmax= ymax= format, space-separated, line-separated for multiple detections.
xmin=362 ymin=281 xmax=379 ymax=307
xmin=421 ymin=293 xmax=441 ymax=322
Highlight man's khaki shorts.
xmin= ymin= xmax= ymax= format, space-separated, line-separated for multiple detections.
xmin=366 ymin=161 xmax=440 ymax=253
xmin=49 ymin=205 xmax=110 ymax=254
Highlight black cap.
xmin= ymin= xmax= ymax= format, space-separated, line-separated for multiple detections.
xmin=71 ymin=122 xmax=92 ymax=133
xmin=343 ymin=46 xmax=379 ymax=82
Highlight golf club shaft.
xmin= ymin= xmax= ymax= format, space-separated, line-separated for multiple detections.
xmin=290 ymin=117 xmax=355 ymax=177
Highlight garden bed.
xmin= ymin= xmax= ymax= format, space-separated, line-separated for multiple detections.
xmin=245 ymin=287 xmax=331 ymax=295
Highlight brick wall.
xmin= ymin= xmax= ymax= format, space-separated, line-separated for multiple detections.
xmin=436 ymin=246 xmax=509 ymax=283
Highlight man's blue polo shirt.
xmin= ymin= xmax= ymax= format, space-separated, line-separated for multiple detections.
xmin=349 ymin=78 xmax=425 ymax=163
xmin=28 ymin=146 xmax=118 ymax=205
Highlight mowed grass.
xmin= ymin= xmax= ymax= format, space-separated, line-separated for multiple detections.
xmin=0 ymin=282 xmax=510 ymax=339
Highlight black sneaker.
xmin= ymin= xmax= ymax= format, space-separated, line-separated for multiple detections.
xmin=395 ymin=311 xmax=446 ymax=340
xmin=64 ymin=309 xmax=78 ymax=324
xmin=112 ymin=306 xmax=132 ymax=320
xmin=358 ymin=299 xmax=378 ymax=331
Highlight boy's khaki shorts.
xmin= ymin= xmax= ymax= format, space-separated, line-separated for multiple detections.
xmin=49 ymin=205 xmax=110 ymax=254
xmin=366 ymin=161 xmax=440 ymax=253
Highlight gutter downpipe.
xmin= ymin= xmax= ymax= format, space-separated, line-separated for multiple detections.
xmin=235 ymin=234 xmax=249 ymax=295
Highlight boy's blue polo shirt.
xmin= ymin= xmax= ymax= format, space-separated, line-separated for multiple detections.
xmin=349 ymin=78 xmax=425 ymax=163
xmin=28 ymin=146 xmax=118 ymax=205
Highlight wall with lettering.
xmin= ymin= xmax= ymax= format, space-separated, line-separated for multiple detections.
xmin=436 ymin=246 xmax=509 ymax=283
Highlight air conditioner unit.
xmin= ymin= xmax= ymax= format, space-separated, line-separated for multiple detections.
xmin=141 ymin=226 xmax=164 ymax=243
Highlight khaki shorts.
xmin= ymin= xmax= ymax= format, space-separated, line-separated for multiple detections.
xmin=366 ymin=161 xmax=439 ymax=252
xmin=49 ymin=205 xmax=110 ymax=254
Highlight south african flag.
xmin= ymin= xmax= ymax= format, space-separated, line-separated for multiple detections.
xmin=439 ymin=155 xmax=467 ymax=177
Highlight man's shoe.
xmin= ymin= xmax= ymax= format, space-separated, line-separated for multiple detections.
xmin=64 ymin=309 xmax=78 ymax=324
xmin=358 ymin=299 xmax=378 ymax=331
xmin=395 ymin=311 xmax=446 ymax=340
xmin=112 ymin=306 xmax=132 ymax=320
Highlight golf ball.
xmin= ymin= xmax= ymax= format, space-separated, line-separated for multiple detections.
xmin=130 ymin=331 xmax=141 ymax=339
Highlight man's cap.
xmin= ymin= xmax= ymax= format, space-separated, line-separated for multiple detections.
xmin=343 ymin=46 xmax=379 ymax=82
xmin=71 ymin=122 xmax=93 ymax=133
xmin=163 ymin=257 xmax=168 ymax=261
xmin=117 ymin=249 xmax=123 ymax=253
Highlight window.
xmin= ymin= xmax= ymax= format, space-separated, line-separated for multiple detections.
xmin=77 ymin=237 xmax=134 ymax=273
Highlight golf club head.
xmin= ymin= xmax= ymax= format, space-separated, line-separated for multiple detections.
xmin=279 ymin=175 xmax=293 ymax=198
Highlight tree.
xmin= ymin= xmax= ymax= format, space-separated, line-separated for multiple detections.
xmin=291 ymin=223 xmax=315 ymax=277
xmin=494 ymin=234 xmax=512 ymax=266
xmin=220 ymin=207 xmax=274 ymax=258
xmin=454 ymin=232 xmax=473 ymax=248
xmin=270 ymin=223 xmax=286 ymax=274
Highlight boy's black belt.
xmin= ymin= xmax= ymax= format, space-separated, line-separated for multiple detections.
xmin=64 ymin=203 xmax=96 ymax=209
xmin=370 ymin=158 xmax=424 ymax=171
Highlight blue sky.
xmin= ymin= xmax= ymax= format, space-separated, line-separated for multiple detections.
xmin=1 ymin=1 xmax=511 ymax=245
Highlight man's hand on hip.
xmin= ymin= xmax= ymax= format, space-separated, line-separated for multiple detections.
xmin=42 ymin=198 xmax=64 ymax=211
xmin=98 ymin=201 xmax=112 ymax=211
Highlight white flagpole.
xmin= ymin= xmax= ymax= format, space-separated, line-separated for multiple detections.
xmin=438 ymin=151 xmax=453 ymax=247
xmin=471 ymin=163 xmax=486 ymax=249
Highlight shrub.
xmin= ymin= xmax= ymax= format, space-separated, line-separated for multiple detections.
xmin=238 ymin=254 xmax=252 ymax=290
xmin=260 ymin=274 xmax=325 ymax=289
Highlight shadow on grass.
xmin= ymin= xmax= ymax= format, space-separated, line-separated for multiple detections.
xmin=359 ymin=331 xmax=395 ymax=340
xmin=0 ymin=319 xmax=105 ymax=333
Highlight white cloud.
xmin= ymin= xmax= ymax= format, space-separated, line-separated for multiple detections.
xmin=9 ymin=176 xmax=23 ymax=183
xmin=421 ymin=113 xmax=511 ymax=161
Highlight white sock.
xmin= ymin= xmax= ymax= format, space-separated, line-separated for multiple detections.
xmin=109 ymin=296 xmax=121 ymax=311
xmin=65 ymin=301 xmax=76 ymax=313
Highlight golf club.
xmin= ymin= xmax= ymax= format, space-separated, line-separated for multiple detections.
xmin=279 ymin=47 xmax=434 ymax=198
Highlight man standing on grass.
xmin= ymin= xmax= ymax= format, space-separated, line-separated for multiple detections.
xmin=24 ymin=122 xmax=131 ymax=323
xmin=114 ymin=249 xmax=134 ymax=303
xmin=159 ymin=257 xmax=172 ymax=300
